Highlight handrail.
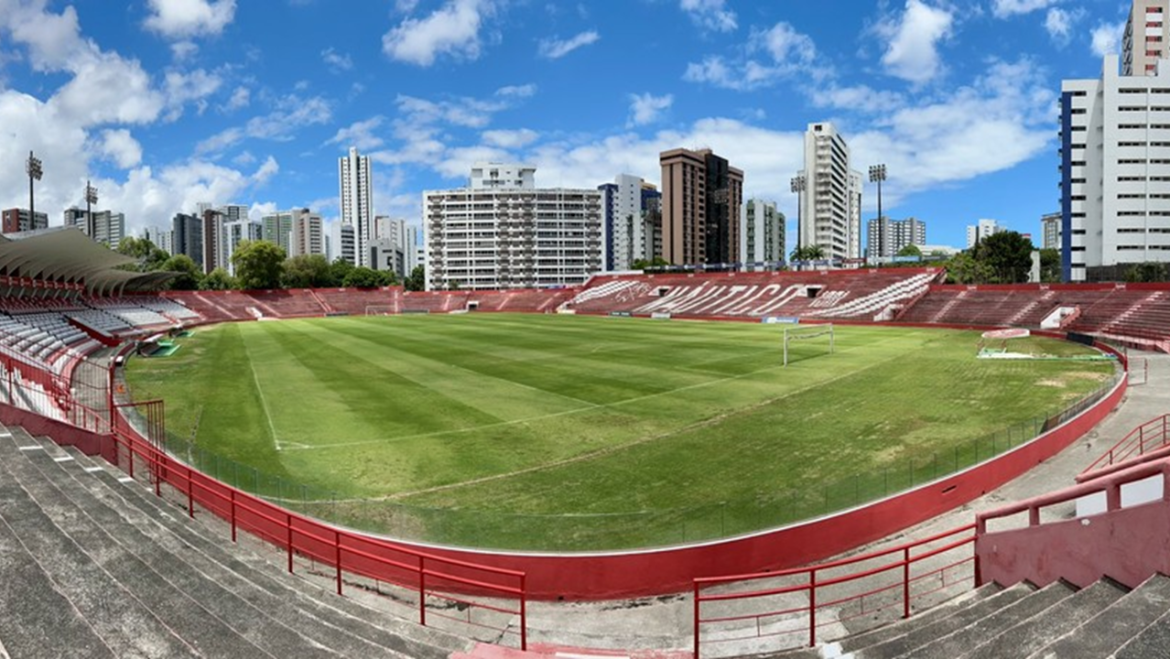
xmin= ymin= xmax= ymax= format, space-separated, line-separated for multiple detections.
xmin=106 ymin=422 xmax=529 ymax=649
xmin=693 ymin=523 xmax=976 ymax=657
xmin=1081 ymin=414 xmax=1170 ymax=475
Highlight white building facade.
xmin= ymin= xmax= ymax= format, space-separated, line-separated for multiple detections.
xmin=1061 ymin=53 xmax=1170 ymax=281
xmin=740 ymin=199 xmax=785 ymax=268
xmin=966 ymin=219 xmax=1006 ymax=249
xmin=339 ymin=147 xmax=374 ymax=267
xmin=598 ymin=173 xmax=649 ymax=271
xmin=223 ymin=220 xmax=262 ymax=276
xmin=424 ymin=163 xmax=602 ymax=291
xmin=289 ymin=210 xmax=324 ymax=258
xmin=799 ymin=122 xmax=862 ymax=262
xmin=868 ymin=217 xmax=927 ymax=260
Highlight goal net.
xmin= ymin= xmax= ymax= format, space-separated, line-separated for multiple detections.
xmin=783 ymin=323 xmax=834 ymax=366
xmin=365 ymin=305 xmax=396 ymax=316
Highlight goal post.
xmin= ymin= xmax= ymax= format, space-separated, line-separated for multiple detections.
xmin=783 ymin=323 xmax=834 ymax=366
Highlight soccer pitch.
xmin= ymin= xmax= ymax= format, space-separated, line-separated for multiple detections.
xmin=124 ymin=314 xmax=1117 ymax=550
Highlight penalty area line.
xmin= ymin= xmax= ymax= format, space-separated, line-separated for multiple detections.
xmin=241 ymin=338 xmax=282 ymax=451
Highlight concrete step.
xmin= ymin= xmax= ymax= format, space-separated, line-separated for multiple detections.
xmin=901 ymin=580 xmax=1076 ymax=659
xmin=46 ymin=436 xmax=470 ymax=659
xmin=1112 ymin=607 xmax=1170 ymax=658
xmin=1026 ymin=574 xmax=1170 ymax=659
xmin=964 ymin=579 xmax=1127 ymax=659
xmin=0 ymin=487 xmax=115 ymax=659
xmin=851 ymin=582 xmax=1037 ymax=659
xmin=0 ymin=441 xmax=212 ymax=658
xmin=12 ymin=432 xmax=404 ymax=659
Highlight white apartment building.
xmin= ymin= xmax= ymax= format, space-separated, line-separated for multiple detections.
xmin=868 ymin=217 xmax=927 ymax=260
xmin=1124 ymin=0 xmax=1169 ymax=76
xmin=799 ymin=122 xmax=862 ymax=262
xmin=65 ymin=208 xmax=124 ymax=249
xmin=1041 ymin=212 xmax=1062 ymax=250
xmin=966 ymin=218 xmax=1006 ymax=249
xmin=740 ymin=199 xmax=785 ymax=268
xmin=424 ymin=163 xmax=602 ymax=291
xmin=373 ymin=217 xmax=421 ymax=277
xmin=1061 ymin=53 xmax=1170 ymax=281
xmin=144 ymin=225 xmax=172 ymax=255
xmin=598 ymin=173 xmax=648 ymax=271
xmin=289 ymin=210 xmax=324 ymax=258
xmin=339 ymin=147 xmax=374 ymax=267
xmin=223 ymin=220 xmax=262 ymax=276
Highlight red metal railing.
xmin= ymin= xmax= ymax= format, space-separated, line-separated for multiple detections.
xmin=107 ymin=422 xmax=528 ymax=649
xmin=692 ymin=524 xmax=976 ymax=658
xmin=1081 ymin=414 xmax=1170 ymax=476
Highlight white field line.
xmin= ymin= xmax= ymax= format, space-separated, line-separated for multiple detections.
xmin=240 ymin=333 xmax=281 ymax=450
xmin=289 ymin=335 xmax=917 ymax=504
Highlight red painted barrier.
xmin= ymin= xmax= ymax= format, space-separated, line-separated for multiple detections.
xmin=976 ymin=458 xmax=1170 ymax=590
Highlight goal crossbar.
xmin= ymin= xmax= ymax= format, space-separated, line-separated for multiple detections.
xmin=783 ymin=323 xmax=834 ymax=366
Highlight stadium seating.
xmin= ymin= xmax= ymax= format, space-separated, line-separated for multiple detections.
xmin=567 ymin=269 xmax=943 ymax=321
xmin=0 ymin=426 xmax=473 ymax=659
xmin=312 ymin=288 xmax=399 ymax=315
xmin=246 ymin=290 xmax=329 ymax=317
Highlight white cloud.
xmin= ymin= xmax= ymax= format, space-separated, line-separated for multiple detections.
xmin=538 ymin=30 xmax=599 ymax=59
xmin=683 ymin=22 xmax=820 ymax=91
xmin=382 ymin=0 xmax=494 ymax=67
xmin=496 ymin=83 xmax=537 ymax=98
xmin=992 ymin=0 xmax=1057 ymax=18
xmin=679 ymin=0 xmax=736 ymax=33
xmin=481 ymin=128 xmax=539 ymax=148
xmin=170 ymin=40 xmax=199 ymax=60
xmin=1091 ymin=21 xmax=1124 ymax=58
xmin=227 ymin=85 xmax=250 ymax=110
xmin=627 ymin=93 xmax=673 ymax=127
xmin=879 ymin=0 xmax=955 ymax=84
xmin=3 ymin=1 xmax=87 ymax=71
xmin=1044 ymin=7 xmax=1084 ymax=46
xmin=232 ymin=150 xmax=256 ymax=165
xmin=163 ymin=69 xmax=223 ymax=119
xmin=321 ymin=47 xmax=353 ymax=72
xmin=50 ymin=52 xmax=165 ymax=126
xmin=197 ymin=95 xmax=332 ymax=154
xmin=144 ymin=0 xmax=236 ymax=39
xmin=97 ymin=129 xmax=143 ymax=168
xmin=327 ymin=116 xmax=386 ymax=150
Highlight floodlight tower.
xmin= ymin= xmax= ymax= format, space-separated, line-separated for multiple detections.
xmin=868 ymin=164 xmax=887 ymax=228
xmin=85 ymin=180 xmax=98 ymax=240
xmin=790 ymin=174 xmax=806 ymax=261
xmin=26 ymin=151 xmax=43 ymax=223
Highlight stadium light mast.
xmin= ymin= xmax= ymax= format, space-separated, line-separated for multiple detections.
xmin=26 ymin=151 xmax=43 ymax=225
xmin=868 ymin=164 xmax=887 ymax=229
xmin=85 ymin=180 xmax=98 ymax=241
xmin=790 ymin=174 xmax=806 ymax=264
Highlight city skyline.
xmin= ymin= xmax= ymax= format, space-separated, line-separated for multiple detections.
xmin=0 ymin=0 xmax=1148 ymax=254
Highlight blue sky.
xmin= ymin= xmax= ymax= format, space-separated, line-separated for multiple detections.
xmin=0 ymin=0 xmax=1137 ymax=253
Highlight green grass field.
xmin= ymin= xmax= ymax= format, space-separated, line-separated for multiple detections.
xmin=124 ymin=314 xmax=1117 ymax=550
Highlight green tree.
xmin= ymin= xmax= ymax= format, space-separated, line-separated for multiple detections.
xmin=283 ymin=254 xmax=333 ymax=288
xmin=944 ymin=251 xmax=995 ymax=284
xmin=897 ymin=244 xmax=923 ymax=258
xmin=341 ymin=266 xmax=387 ymax=288
xmin=328 ymin=257 xmax=356 ymax=287
xmin=790 ymin=245 xmax=826 ymax=262
xmin=975 ymin=231 xmax=1034 ymax=283
xmin=631 ymin=256 xmax=670 ymax=270
xmin=231 ymin=240 xmax=287 ymax=290
xmin=161 ymin=254 xmax=203 ymax=290
xmin=199 ymin=267 xmax=236 ymax=291
xmin=404 ymin=264 xmax=426 ymax=291
xmin=1126 ymin=262 xmax=1168 ymax=283
xmin=116 ymin=236 xmax=169 ymax=272
xmin=1039 ymin=248 xmax=1062 ymax=283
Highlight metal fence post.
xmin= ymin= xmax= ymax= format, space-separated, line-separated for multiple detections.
xmin=520 ymin=574 xmax=528 ymax=651
xmin=287 ymin=513 xmax=294 ymax=573
xmin=419 ymin=556 xmax=427 ymax=627
xmin=693 ymin=581 xmax=701 ymax=659
xmin=230 ymin=489 xmax=237 ymax=543
xmin=335 ymin=529 xmax=343 ymax=596
xmin=809 ymin=568 xmax=817 ymax=647
xmin=903 ymin=546 xmax=911 ymax=619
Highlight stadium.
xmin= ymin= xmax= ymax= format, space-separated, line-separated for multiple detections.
xmin=0 ymin=226 xmax=1168 ymax=657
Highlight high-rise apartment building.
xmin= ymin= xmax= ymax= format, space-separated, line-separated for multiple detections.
xmin=599 ymin=174 xmax=661 ymax=270
xmin=799 ymin=123 xmax=863 ymax=262
xmin=145 ymin=225 xmax=173 ymax=255
xmin=424 ymin=163 xmax=602 ymax=291
xmin=740 ymin=199 xmax=785 ymax=268
xmin=2 ymin=208 xmax=48 ymax=234
xmin=966 ymin=219 xmax=1006 ymax=249
xmin=372 ymin=217 xmax=419 ymax=277
xmin=289 ymin=209 xmax=323 ymax=258
xmin=339 ymin=146 xmax=374 ymax=267
xmin=172 ymin=213 xmax=203 ymax=269
xmin=642 ymin=183 xmax=663 ymax=262
xmin=223 ymin=220 xmax=262 ymax=275
xmin=1041 ymin=212 xmax=1062 ymax=250
xmin=65 ymin=208 xmax=124 ymax=248
xmin=659 ymin=148 xmax=743 ymax=266
xmin=1061 ymin=53 xmax=1170 ymax=281
xmin=1124 ymin=0 xmax=1169 ymax=76
xmin=201 ymin=209 xmax=224 ymax=275
xmin=868 ymin=217 xmax=927 ymax=260
xmin=262 ymin=210 xmax=294 ymax=253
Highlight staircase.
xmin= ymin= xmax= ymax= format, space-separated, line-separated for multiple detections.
xmin=770 ymin=575 xmax=1170 ymax=658
xmin=0 ymin=425 xmax=472 ymax=659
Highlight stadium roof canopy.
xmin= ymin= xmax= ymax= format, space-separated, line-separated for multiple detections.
xmin=0 ymin=227 xmax=176 ymax=295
